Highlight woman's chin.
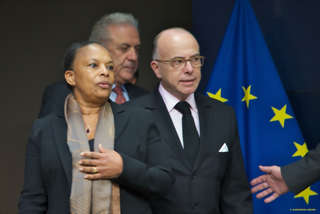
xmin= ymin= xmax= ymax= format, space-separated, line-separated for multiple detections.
xmin=97 ymin=92 xmax=111 ymax=102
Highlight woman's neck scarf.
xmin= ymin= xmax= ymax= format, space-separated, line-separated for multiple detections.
xmin=65 ymin=94 xmax=119 ymax=214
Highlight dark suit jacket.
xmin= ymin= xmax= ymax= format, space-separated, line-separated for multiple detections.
xmin=38 ymin=81 xmax=148 ymax=118
xmin=130 ymin=90 xmax=253 ymax=214
xmin=19 ymin=102 xmax=174 ymax=214
xmin=282 ymin=143 xmax=320 ymax=194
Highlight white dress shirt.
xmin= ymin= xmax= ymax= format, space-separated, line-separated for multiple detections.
xmin=159 ymin=84 xmax=200 ymax=148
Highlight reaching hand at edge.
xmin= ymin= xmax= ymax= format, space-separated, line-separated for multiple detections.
xmin=250 ymin=165 xmax=289 ymax=203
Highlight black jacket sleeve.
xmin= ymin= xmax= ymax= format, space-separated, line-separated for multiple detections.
xmin=18 ymin=120 xmax=47 ymax=213
xmin=114 ymin=108 xmax=174 ymax=198
xmin=282 ymin=143 xmax=320 ymax=194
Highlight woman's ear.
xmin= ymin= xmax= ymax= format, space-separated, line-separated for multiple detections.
xmin=64 ymin=70 xmax=75 ymax=86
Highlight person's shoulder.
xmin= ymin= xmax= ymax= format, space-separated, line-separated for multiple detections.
xmin=112 ymin=100 xmax=155 ymax=126
xmin=117 ymin=99 xmax=152 ymax=115
xmin=35 ymin=113 xmax=61 ymax=126
xmin=125 ymin=83 xmax=147 ymax=91
xmin=125 ymin=91 xmax=155 ymax=107
xmin=196 ymin=93 xmax=234 ymax=112
xmin=31 ymin=113 xmax=62 ymax=135
xmin=125 ymin=83 xmax=149 ymax=98
xmin=196 ymin=93 xmax=230 ymax=106
xmin=43 ymin=81 xmax=71 ymax=94
xmin=111 ymin=100 xmax=146 ymax=117
xmin=39 ymin=81 xmax=71 ymax=118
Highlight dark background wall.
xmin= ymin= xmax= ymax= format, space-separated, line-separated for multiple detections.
xmin=0 ymin=0 xmax=191 ymax=212
xmin=2 ymin=0 xmax=320 ymax=212
xmin=193 ymin=0 xmax=320 ymax=149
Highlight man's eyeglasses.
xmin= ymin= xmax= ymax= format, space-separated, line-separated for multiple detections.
xmin=154 ymin=55 xmax=205 ymax=69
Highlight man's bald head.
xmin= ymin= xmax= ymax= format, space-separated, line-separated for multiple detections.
xmin=152 ymin=28 xmax=199 ymax=60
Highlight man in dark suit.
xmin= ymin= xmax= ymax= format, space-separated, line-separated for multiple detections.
xmin=131 ymin=28 xmax=253 ymax=213
xmin=251 ymin=144 xmax=320 ymax=203
xmin=39 ymin=12 xmax=147 ymax=117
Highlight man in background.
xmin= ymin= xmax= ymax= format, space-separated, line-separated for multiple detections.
xmin=39 ymin=12 xmax=147 ymax=117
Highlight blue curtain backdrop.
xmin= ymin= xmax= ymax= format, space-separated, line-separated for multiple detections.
xmin=195 ymin=0 xmax=320 ymax=213
xmin=192 ymin=0 xmax=320 ymax=150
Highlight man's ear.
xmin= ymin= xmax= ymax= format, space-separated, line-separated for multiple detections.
xmin=64 ymin=70 xmax=75 ymax=86
xmin=151 ymin=61 xmax=162 ymax=79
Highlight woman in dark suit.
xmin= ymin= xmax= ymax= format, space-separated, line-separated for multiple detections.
xmin=18 ymin=41 xmax=173 ymax=214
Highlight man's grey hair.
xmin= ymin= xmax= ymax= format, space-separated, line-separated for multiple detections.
xmin=89 ymin=12 xmax=139 ymax=42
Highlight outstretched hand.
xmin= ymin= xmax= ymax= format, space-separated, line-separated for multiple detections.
xmin=250 ymin=165 xmax=289 ymax=203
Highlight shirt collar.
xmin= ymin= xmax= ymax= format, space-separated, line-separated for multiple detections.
xmin=158 ymin=83 xmax=198 ymax=113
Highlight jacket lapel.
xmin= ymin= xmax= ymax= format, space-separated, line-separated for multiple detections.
xmin=111 ymin=102 xmax=129 ymax=148
xmin=125 ymin=83 xmax=136 ymax=100
xmin=147 ymin=91 xmax=192 ymax=170
xmin=52 ymin=115 xmax=72 ymax=188
xmin=193 ymin=94 xmax=216 ymax=171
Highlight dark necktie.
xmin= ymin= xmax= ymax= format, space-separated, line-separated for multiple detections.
xmin=113 ymin=85 xmax=126 ymax=104
xmin=174 ymin=101 xmax=200 ymax=165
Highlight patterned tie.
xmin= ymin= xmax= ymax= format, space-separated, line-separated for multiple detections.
xmin=174 ymin=101 xmax=200 ymax=165
xmin=113 ymin=85 xmax=126 ymax=104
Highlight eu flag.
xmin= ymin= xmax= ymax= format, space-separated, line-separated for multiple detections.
xmin=204 ymin=0 xmax=320 ymax=213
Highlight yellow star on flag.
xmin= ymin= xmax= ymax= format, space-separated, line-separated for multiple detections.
xmin=270 ymin=104 xmax=293 ymax=128
xmin=292 ymin=141 xmax=309 ymax=158
xmin=241 ymin=85 xmax=258 ymax=108
xmin=294 ymin=187 xmax=318 ymax=204
xmin=207 ymin=89 xmax=228 ymax=103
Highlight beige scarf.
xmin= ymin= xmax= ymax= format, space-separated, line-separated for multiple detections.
xmin=65 ymin=94 xmax=120 ymax=214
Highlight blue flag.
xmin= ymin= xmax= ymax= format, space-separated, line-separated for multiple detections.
xmin=205 ymin=0 xmax=320 ymax=213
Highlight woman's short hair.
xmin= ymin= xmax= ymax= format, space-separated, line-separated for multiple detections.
xmin=63 ymin=40 xmax=102 ymax=72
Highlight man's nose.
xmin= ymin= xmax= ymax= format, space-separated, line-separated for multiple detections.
xmin=184 ymin=60 xmax=193 ymax=73
xmin=127 ymin=48 xmax=138 ymax=61
xmin=100 ymin=65 xmax=110 ymax=76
